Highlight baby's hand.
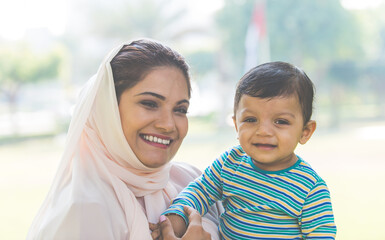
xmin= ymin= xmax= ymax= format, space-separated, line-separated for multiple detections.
xmin=158 ymin=206 xmax=211 ymax=240
xmin=149 ymin=222 xmax=161 ymax=240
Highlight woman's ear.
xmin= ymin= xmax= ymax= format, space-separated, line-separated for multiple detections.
xmin=299 ymin=120 xmax=316 ymax=145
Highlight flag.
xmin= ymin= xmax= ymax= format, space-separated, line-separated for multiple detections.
xmin=244 ymin=0 xmax=270 ymax=73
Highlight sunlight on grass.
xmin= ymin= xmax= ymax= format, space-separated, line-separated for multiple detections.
xmin=0 ymin=137 xmax=63 ymax=240
xmin=1 ymin=121 xmax=385 ymax=239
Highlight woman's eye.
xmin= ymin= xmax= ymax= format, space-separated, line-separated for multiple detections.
xmin=175 ymin=107 xmax=188 ymax=114
xmin=275 ymin=119 xmax=289 ymax=125
xmin=140 ymin=100 xmax=157 ymax=108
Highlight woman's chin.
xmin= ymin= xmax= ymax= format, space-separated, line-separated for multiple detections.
xmin=140 ymin=158 xmax=170 ymax=169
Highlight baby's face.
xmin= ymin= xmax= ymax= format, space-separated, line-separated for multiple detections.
xmin=232 ymin=94 xmax=315 ymax=172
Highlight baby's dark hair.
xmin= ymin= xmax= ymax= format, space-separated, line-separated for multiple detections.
xmin=234 ymin=61 xmax=315 ymax=125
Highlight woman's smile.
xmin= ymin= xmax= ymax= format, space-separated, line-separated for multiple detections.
xmin=140 ymin=133 xmax=173 ymax=149
xmin=118 ymin=66 xmax=189 ymax=168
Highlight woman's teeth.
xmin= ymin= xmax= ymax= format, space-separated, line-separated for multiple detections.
xmin=143 ymin=135 xmax=171 ymax=145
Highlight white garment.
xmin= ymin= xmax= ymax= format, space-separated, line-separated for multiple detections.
xmin=27 ymin=43 xmax=220 ymax=240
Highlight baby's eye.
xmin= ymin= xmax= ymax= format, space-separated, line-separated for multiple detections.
xmin=275 ymin=119 xmax=289 ymax=125
xmin=175 ymin=106 xmax=188 ymax=114
xmin=244 ymin=117 xmax=257 ymax=123
xmin=140 ymin=100 xmax=157 ymax=108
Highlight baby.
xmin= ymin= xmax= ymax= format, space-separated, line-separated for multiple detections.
xmin=162 ymin=61 xmax=337 ymax=239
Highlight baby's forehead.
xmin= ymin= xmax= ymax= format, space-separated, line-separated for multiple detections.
xmin=235 ymin=93 xmax=302 ymax=113
xmin=240 ymin=92 xmax=300 ymax=102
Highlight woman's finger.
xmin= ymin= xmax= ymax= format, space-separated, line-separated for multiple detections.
xmin=149 ymin=222 xmax=161 ymax=240
xmin=183 ymin=206 xmax=211 ymax=240
xmin=149 ymin=222 xmax=159 ymax=231
xmin=183 ymin=206 xmax=202 ymax=225
xmin=151 ymin=228 xmax=161 ymax=240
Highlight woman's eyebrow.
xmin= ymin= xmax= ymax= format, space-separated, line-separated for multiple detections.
xmin=177 ymin=99 xmax=190 ymax=105
xmin=136 ymin=91 xmax=189 ymax=105
xmin=135 ymin=91 xmax=165 ymax=100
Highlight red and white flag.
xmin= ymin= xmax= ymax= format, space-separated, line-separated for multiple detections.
xmin=244 ymin=0 xmax=270 ymax=72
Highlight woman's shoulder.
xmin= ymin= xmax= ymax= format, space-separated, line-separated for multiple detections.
xmin=170 ymin=161 xmax=202 ymax=179
xmin=57 ymin=177 xmax=119 ymax=211
xmin=168 ymin=161 xmax=205 ymax=189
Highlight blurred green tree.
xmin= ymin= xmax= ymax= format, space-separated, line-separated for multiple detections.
xmin=216 ymin=0 xmax=255 ymax=78
xmin=186 ymin=50 xmax=216 ymax=78
xmin=327 ymin=60 xmax=361 ymax=126
xmin=216 ymin=0 xmax=364 ymax=128
xmin=64 ymin=0 xmax=208 ymax=84
xmin=216 ymin=0 xmax=363 ymax=76
xmin=0 ymin=44 xmax=63 ymax=135
xmin=366 ymin=61 xmax=385 ymax=117
xmin=267 ymin=0 xmax=363 ymax=65
xmin=268 ymin=0 xmax=364 ymax=127
xmin=85 ymin=0 xmax=190 ymax=41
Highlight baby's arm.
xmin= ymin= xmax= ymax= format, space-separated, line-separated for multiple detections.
xmin=161 ymin=179 xmax=215 ymax=238
xmin=301 ymin=181 xmax=337 ymax=239
xmin=161 ymin=156 xmax=226 ymax=237
xmin=164 ymin=214 xmax=187 ymax=237
xmin=158 ymin=206 xmax=212 ymax=240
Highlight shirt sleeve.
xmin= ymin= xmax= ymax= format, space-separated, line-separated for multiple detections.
xmin=163 ymin=152 xmax=227 ymax=225
xmin=300 ymin=180 xmax=337 ymax=239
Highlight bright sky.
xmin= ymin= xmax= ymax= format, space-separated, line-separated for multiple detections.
xmin=0 ymin=0 xmax=224 ymax=40
xmin=0 ymin=0 xmax=382 ymax=40
xmin=187 ymin=0 xmax=223 ymax=18
xmin=0 ymin=0 xmax=67 ymax=40
xmin=341 ymin=0 xmax=384 ymax=9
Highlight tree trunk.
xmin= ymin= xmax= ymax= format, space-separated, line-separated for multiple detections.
xmin=215 ymin=49 xmax=234 ymax=129
xmin=330 ymin=85 xmax=343 ymax=129
xmin=6 ymin=87 xmax=20 ymax=136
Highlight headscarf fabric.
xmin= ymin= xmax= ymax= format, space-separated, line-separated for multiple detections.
xmin=26 ymin=42 xmax=197 ymax=240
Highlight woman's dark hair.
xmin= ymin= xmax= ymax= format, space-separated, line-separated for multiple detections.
xmin=234 ymin=61 xmax=315 ymax=124
xmin=110 ymin=39 xmax=191 ymax=103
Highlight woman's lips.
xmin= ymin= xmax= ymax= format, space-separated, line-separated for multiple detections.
xmin=140 ymin=134 xmax=173 ymax=149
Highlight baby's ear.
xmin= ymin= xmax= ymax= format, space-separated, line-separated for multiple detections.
xmin=299 ymin=120 xmax=316 ymax=145
xmin=232 ymin=116 xmax=238 ymax=132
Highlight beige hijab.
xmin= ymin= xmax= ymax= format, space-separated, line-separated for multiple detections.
xmin=27 ymin=43 xmax=218 ymax=240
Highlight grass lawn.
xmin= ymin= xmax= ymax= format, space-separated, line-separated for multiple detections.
xmin=1 ymin=121 xmax=385 ymax=239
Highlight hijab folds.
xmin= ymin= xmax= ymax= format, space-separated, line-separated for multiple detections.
xmin=27 ymin=43 xmax=216 ymax=240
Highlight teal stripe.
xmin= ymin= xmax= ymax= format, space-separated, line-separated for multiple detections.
xmin=164 ymin=145 xmax=336 ymax=239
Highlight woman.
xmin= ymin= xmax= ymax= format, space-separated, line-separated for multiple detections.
xmin=27 ymin=39 xmax=221 ymax=240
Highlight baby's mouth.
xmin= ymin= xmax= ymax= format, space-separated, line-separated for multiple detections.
xmin=253 ymin=143 xmax=277 ymax=148
xmin=140 ymin=134 xmax=173 ymax=146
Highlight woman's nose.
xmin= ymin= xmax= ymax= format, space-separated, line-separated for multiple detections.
xmin=155 ymin=111 xmax=176 ymax=132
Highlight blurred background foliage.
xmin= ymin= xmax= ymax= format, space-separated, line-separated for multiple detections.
xmin=1 ymin=0 xmax=384 ymax=139
xmin=1 ymin=0 xmax=385 ymax=239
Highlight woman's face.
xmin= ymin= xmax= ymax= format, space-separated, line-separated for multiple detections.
xmin=118 ymin=66 xmax=189 ymax=168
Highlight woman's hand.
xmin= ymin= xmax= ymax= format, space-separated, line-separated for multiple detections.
xmin=149 ymin=222 xmax=161 ymax=240
xmin=158 ymin=206 xmax=211 ymax=240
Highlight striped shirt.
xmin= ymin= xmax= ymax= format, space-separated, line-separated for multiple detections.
xmin=164 ymin=145 xmax=336 ymax=239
